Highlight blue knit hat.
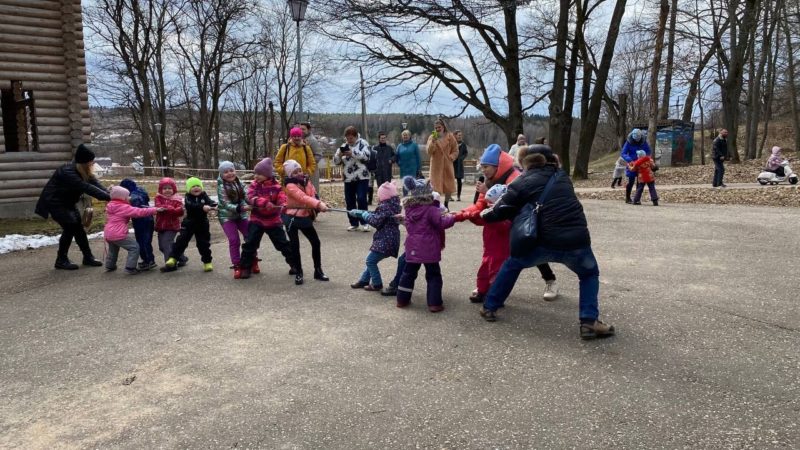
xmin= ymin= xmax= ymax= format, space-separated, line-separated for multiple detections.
xmin=479 ymin=144 xmax=502 ymax=166
xmin=218 ymin=160 xmax=235 ymax=176
xmin=636 ymin=150 xmax=646 ymax=158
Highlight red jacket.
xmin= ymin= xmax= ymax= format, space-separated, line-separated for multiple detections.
xmin=247 ymin=177 xmax=286 ymax=228
xmin=155 ymin=194 xmax=184 ymax=231
xmin=631 ymin=156 xmax=656 ymax=183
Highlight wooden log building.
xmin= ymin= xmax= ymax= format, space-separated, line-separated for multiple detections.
xmin=0 ymin=0 xmax=90 ymax=218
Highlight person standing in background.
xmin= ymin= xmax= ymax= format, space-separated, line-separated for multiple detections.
xmin=712 ymin=129 xmax=729 ymax=188
xmin=453 ymin=130 xmax=469 ymax=202
xmin=300 ymin=122 xmax=323 ymax=192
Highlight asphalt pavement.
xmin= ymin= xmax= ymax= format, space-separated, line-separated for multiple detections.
xmin=1 ymin=199 xmax=798 ymax=448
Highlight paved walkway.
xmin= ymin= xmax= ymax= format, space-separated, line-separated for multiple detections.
xmin=1 ymin=199 xmax=798 ymax=448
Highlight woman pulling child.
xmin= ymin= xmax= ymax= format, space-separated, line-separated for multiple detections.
xmin=349 ymin=181 xmax=402 ymax=291
xmin=281 ymin=159 xmax=330 ymax=285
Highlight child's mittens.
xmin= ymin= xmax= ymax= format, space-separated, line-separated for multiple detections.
xmin=348 ymin=209 xmax=366 ymax=218
xmin=451 ymin=212 xmax=467 ymax=222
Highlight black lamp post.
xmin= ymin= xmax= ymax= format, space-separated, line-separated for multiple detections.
xmin=287 ymin=0 xmax=308 ymax=119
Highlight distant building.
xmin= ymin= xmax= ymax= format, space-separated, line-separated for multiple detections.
xmin=0 ymin=0 xmax=91 ymax=218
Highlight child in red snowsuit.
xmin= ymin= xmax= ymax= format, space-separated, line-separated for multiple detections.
xmin=630 ymin=149 xmax=659 ymax=206
xmin=452 ymin=184 xmax=511 ymax=304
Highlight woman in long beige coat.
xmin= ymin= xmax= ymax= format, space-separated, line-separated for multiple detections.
xmin=426 ymin=119 xmax=459 ymax=208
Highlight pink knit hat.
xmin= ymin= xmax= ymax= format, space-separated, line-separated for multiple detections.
xmin=289 ymin=127 xmax=303 ymax=138
xmin=110 ymin=186 xmax=130 ymax=201
xmin=377 ymin=181 xmax=398 ymax=202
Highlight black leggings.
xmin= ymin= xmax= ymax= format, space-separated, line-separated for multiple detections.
xmin=286 ymin=224 xmax=322 ymax=274
xmin=456 ymin=178 xmax=463 ymax=199
xmin=54 ymin=217 xmax=92 ymax=260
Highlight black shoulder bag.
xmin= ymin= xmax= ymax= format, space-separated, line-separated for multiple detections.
xmin=510 ymin=171 xmax=560 ymax=252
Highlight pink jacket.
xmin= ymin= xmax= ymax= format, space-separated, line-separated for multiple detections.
xmin=104 ymin=199 xmax=157 ymax=242
xmin=247 ymin=177 xmax=286 ymax=228
xmin=284 ymin=181 xmax=320 ymax=218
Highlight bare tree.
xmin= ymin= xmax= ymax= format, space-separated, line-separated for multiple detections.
xmin=315 ymin=1 xmax=548 ymax=147
xmin=170 ymin=0 xmax=254 ymax=169
xmin=85 ymin=0 xmax=172 ymax=174
xmin=646 ymin=0 xmax=670 ymax=152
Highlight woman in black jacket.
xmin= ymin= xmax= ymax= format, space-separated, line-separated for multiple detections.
xmin=35 ymin=144 xmax=111 ymax=270
xmin=477 ymin=145 xmax=615 ymax=340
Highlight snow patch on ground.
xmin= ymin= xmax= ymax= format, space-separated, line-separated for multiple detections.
xmin=0 ymin=231 xmax=106 ymax=255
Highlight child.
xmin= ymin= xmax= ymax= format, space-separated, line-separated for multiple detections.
xmin=119 ymin=178 xmax=157 ymax=270
xmin=281 ymin=159 xmax=330 ymax=285
xmin=238 ymin=158 xmax=298 ymax=280
xmin=349 ymin=181 xmax=402 ymax=291
xmin=104 ymin=186 xmax=158 ymax=274
xmin=154 ymin=177 xmax=187 ymax=266
xmin=452 ymin=184 xmax=511 ymax=304
xmin=766 ymin=146 xmax=787 ymax=176
xmin=612 ymin=156 xmax=626 ymax=188
xmin=631 ymin=149 xmax=659 ymax=206
xmin=217 ymin=161 xmax=252 ymax=279
xmin=161 ymin=177 xmax=217 ymax=272
xmin=396 ymin=176 xmax=456 ymax=312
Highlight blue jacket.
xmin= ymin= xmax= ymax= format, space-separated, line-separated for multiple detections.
xmin=620 ymin=132 xmax=651 ymax=177
xmin=120 ymin=178 xmax=153 ymax=224
xmin=395 ymin=141 xmax=421 ymax=178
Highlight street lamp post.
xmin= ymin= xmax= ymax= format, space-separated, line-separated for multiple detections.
xmin=154 ymin=122 xmax=164 ymax=176
xmin=288 ymin=0 xmax=308 ymax=120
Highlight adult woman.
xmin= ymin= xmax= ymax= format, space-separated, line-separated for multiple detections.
xmin=453 ymin=130 xmax=469 ymax=201
xmin=426 ymin=118 xmax=458 ymax=208
xmin=395 ymin=130 xmax=421 ymax=182
xmin=274 ymin=127 xmax=316 ymax=178
xmin=333 ymin=126 xmax=371 ymax=231
xmin=35 ymin=144 xmax=111 ymax=270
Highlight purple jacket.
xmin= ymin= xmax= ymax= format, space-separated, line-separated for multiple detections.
xmin=402 ymin=198 xmax=455 ymax=263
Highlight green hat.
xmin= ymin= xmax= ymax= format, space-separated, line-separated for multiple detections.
xmin=186 ymin=177 xmax=204 ymax=192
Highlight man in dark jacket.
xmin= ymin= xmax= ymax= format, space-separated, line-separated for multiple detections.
xmin=477 ymin=145 xmax=615 ymax=340
xmin=373 ymin=131 xmax=395 ymax=187
xmin=712 ymin=129 xmax=729 ymax=187
xmin=35 ymin=144 xmax=110 ymax=270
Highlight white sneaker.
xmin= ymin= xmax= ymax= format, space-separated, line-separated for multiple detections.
xmin=347 ymin=225 xmax=358 ymax=232
xmin=360 ymin=225 xmax=371 ymax=232
xmin=543 ymin=280 xmax=559 ymax=301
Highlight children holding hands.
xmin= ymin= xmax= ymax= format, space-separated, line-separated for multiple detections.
xmin=104 ymin=185 xmax=159 ymax=274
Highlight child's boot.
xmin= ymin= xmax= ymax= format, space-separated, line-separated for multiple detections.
xmin=203 ymin=262 xmax=213 ymax=272
xmin=233 ymin=265 xmax=242 ymax=279
xmin=160 ymin=257 xmax=178 ymax=272
xmin=252 ymin=258 xmax=261 ymax=274
xmin=239 ymin=266 xmax=251 ymax=279
xmin=469 ymin=290 xmax=485 ymax=303
xmin=653 ymin=199 xmax=659 ymax=206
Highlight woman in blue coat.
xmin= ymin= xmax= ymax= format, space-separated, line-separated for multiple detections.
xmin=620 ymin=129 xmax=651 ymax=204
xmin=395 ymin=130 xmax=421 ymax=193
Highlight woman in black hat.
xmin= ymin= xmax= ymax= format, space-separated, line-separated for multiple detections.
xmin=35 ymin=144 xmax=111 ymax=270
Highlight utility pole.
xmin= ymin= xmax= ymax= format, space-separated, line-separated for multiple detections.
xmin=360 ymin=68 xmax=368 ymax=142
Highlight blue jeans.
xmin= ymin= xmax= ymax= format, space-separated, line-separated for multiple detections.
xmin=344 ymin=179 xmax=369 ymax=226
xmin=359 ymin=250 xmax=390 ymax=286
xmin=484 ymin=245 xmax=600 ymax=322
xmin=712 ymin=158 xmax=725 ymax=186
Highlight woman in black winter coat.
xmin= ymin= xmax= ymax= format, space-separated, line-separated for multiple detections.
xmin=35 ymin=144 xmax=111 ymax=270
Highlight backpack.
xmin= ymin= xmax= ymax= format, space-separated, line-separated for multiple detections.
xmin=366 ymin=144 xmax=378 ymax=172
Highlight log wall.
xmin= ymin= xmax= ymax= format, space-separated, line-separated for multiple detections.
xmin=0 ymin=0 xmax=90 ymax=215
